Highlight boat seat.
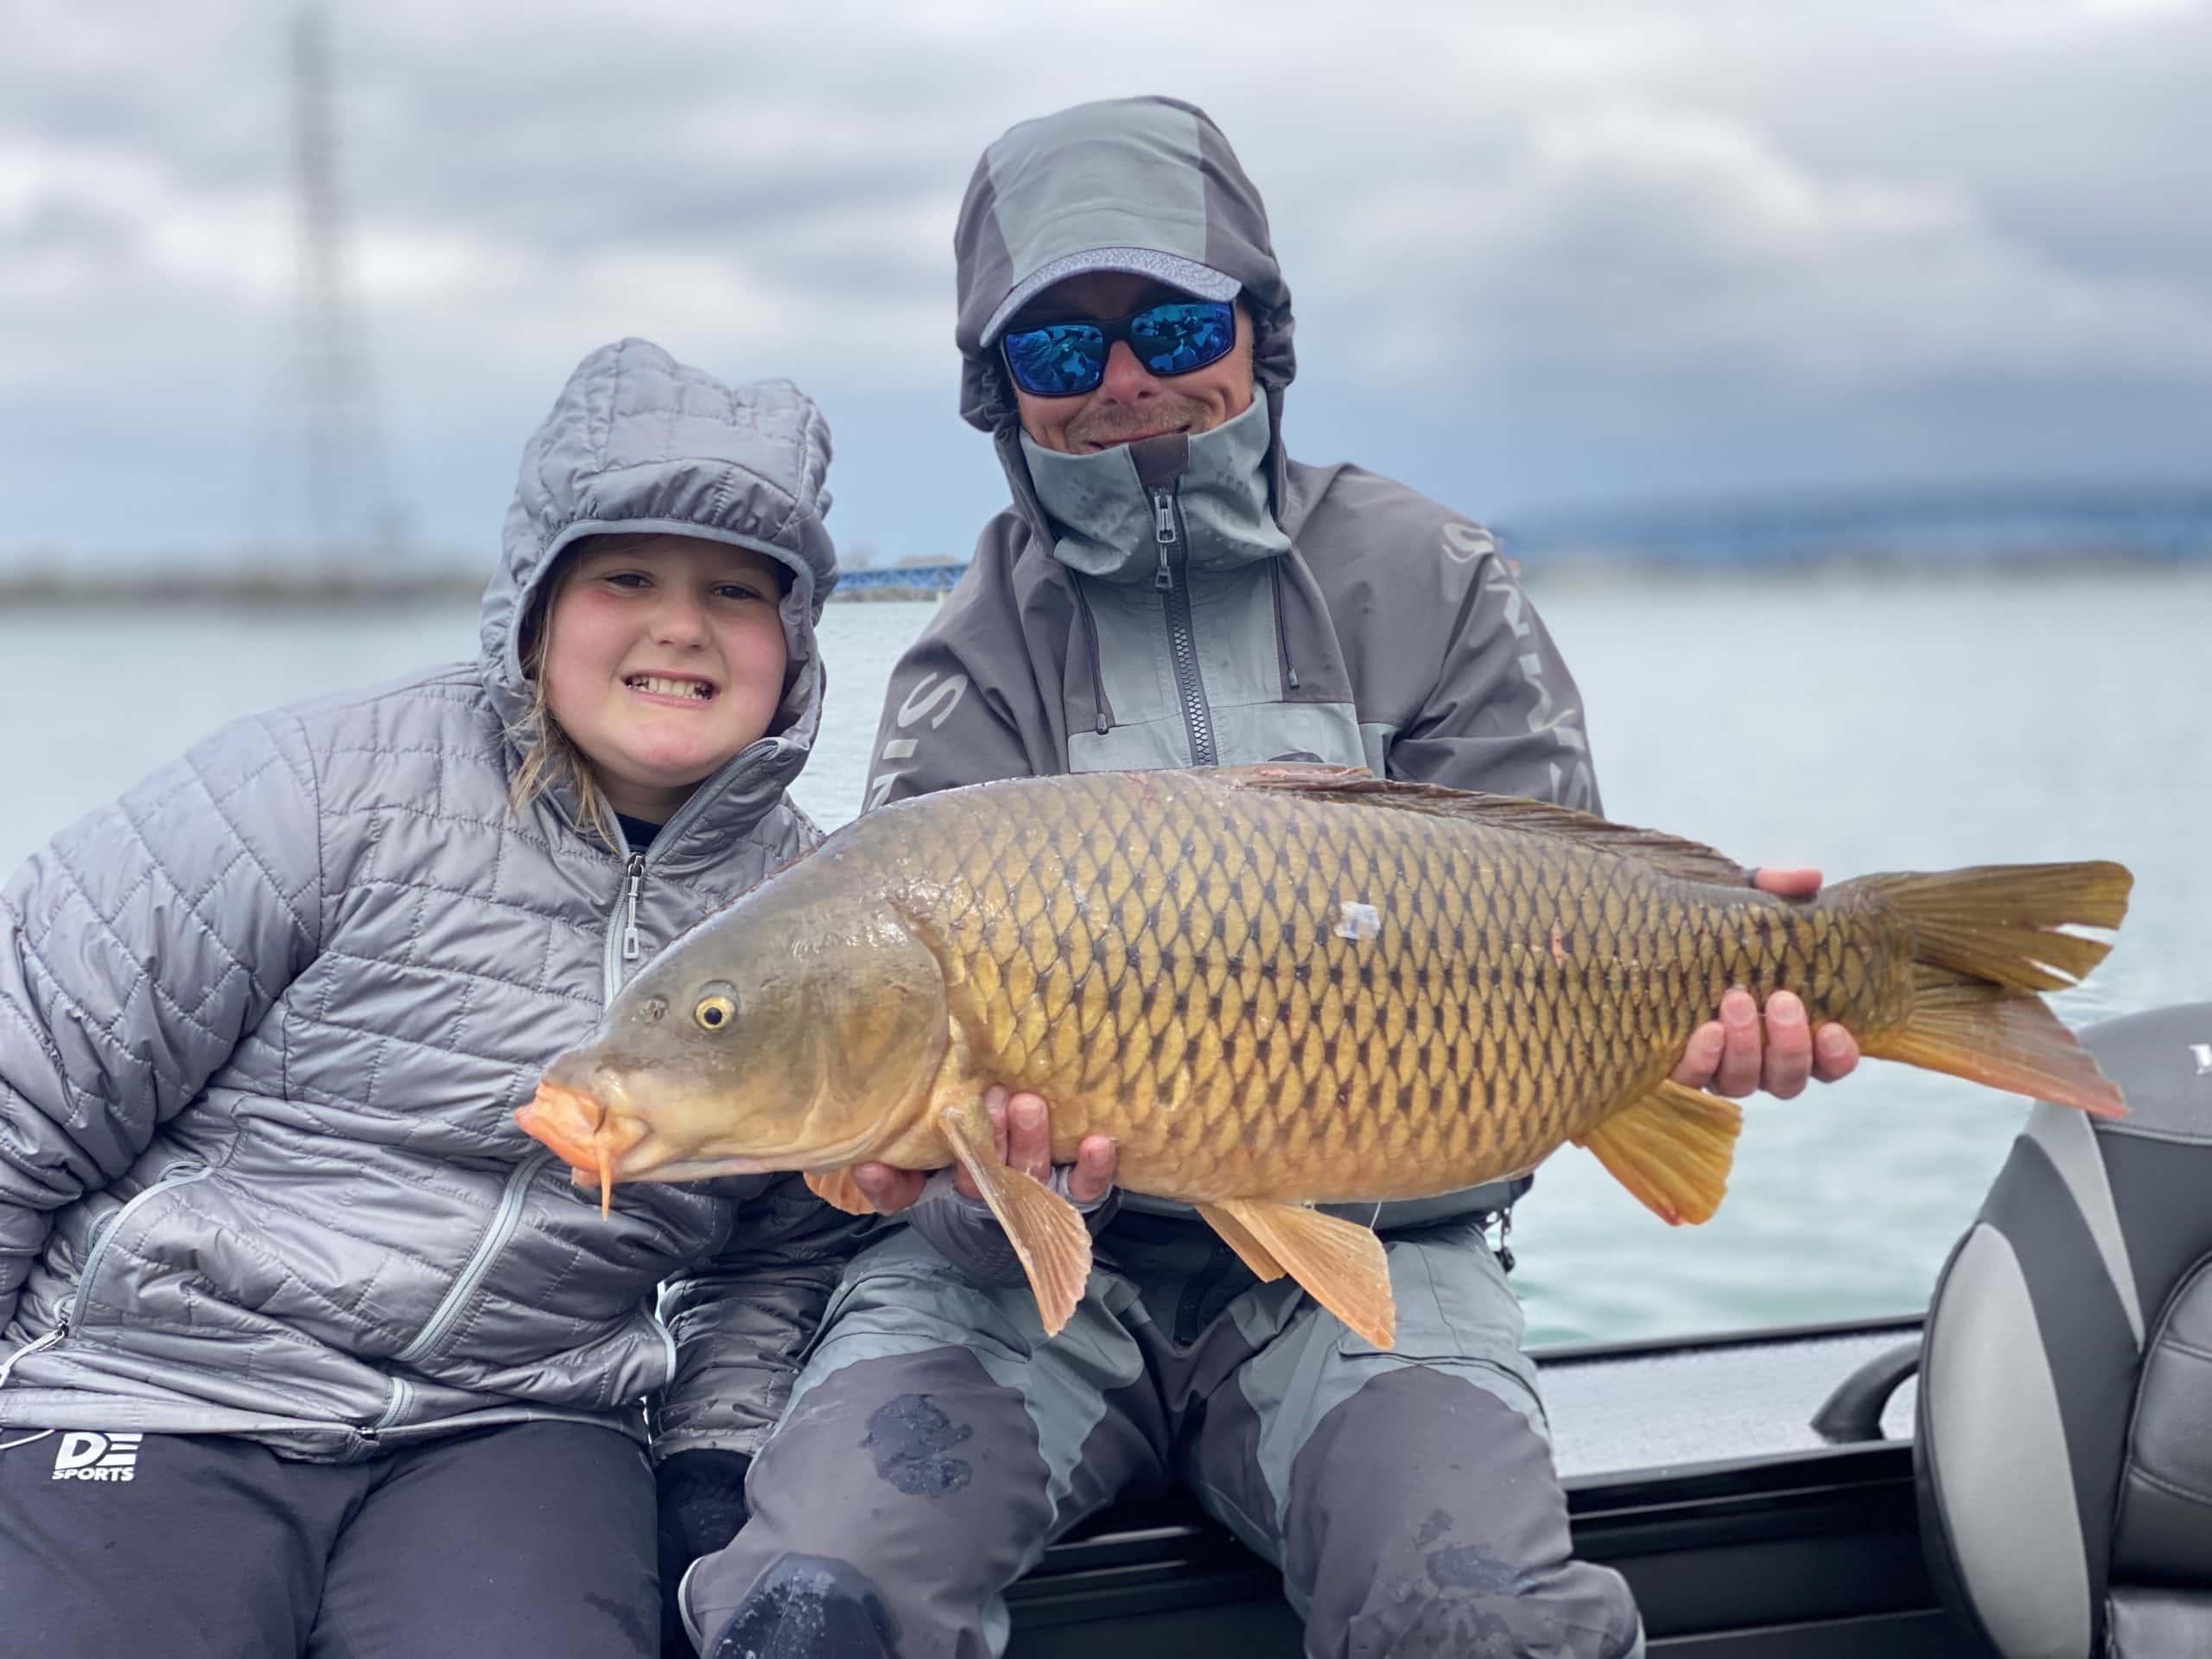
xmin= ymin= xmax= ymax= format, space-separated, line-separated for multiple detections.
xmin=1916 ymin=1001 xmax=2212 ymax=1657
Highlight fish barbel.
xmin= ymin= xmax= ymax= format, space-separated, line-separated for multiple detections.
xmin=517 ymin=766 xmax=2131 ymax=1349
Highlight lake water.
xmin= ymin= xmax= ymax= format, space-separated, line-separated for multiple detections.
xmin=3 ymin=569 xmax=2206 ymax=1344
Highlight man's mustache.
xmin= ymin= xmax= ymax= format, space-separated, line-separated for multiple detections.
xmin=1066 ymin=397 xmax=1213 ymax=448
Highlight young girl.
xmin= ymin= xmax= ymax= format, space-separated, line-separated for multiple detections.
xmin=0 ymin=337 xmax=852 ymax=1657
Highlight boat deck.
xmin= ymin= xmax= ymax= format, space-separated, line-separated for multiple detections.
xmin=1541 ymin=1317 xmax=1920 ymax=1479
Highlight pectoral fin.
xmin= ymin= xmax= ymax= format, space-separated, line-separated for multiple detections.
xmin=1212 ymin=1198 xmax=1395 ymax=1350
xmin=1195 ymin=1202 xmax=1286 ymax=1282
xmin=804 ymin=1167 xmax=879 ymax=1217
xmin=937 ymin=1100 xmax=1092 ymax=1337
xmin=1573 ymin=1079 xmax=1743 ymax=1225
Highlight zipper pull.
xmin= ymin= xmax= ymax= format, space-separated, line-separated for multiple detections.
xmin=1151 ymin=486 xmax=1178 ymax=592
xmin=620 ymin=853 xmax=646 ymax=962
xmin=0 ymin=1317 xmax=65 ymax=1391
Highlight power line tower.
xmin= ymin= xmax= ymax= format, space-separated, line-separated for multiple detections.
xmin=273 ymin=2 xmax=406 ymax=575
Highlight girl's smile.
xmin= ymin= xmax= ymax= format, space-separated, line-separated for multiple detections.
xmin=541 ymin=533 xmax=790 ymax=823
xmin=624 ymin=671 xmax=719 ymax=705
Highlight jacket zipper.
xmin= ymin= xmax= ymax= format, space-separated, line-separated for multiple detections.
xmin=594 ymin=832 xmax=691 ymax=1374
xmin=3 ymin=1163 xmax=391 ymax=1446
xmin=620 ymin=854 xmax=646 ymax=962
xmin=1150 ymin=485 xmax=1217 ymax=766
xmin=402 ymin=785 xmax=734 ymax=1383
xmin=393 ymin=1150 xmax=554 ymax=1366
xmin=598 ymin=763 xmax=730 ymax=1001
xmin=651 ymin=1300 xmax=678 ymax=1382
xmin=0 ymin=1325 xmax=63 ymax=1391
xmin=373 ymin=1373 xmax=415 ymax=1432
xmin=1150 ymin=487 xmax=1179 ymax=591
xmin=0 ymin=1166 xmax=211 ymax=1392
xmin=601 ymin=850 xmax=646 ymax=1002
xmin=69 ymin=1166 xmax=213 ymax=1335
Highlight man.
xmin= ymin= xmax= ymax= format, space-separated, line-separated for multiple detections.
xmin=671 ymin=96 xmax=1857 ymax=1658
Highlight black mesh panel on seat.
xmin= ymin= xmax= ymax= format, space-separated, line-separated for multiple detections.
xmin=2108 ymin=1584 xmax=2212 ymax=1653
xmin=2112 ymin=1258 xmax=2212 ymax=1587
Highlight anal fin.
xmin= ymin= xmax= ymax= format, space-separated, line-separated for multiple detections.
xmin=1196 ymin=1202 xmax=1286 ymax=1282
xmin=1870 ymin=969 xmax=2125 ymax=1118
xmin=1573 ymin=1079 xmax=1742 ymax=1225
xmin=1213 ymin=1198 xmax=1395 ymax=1350
xmin=804 ymin=1167 xmax=879 ymax=1217
xmin=938 ymin=1101 xmax=1093 ymax=1337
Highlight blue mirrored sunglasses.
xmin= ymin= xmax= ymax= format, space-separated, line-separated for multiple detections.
xmin=1000 ymin=298 xmax=1237 ymax=398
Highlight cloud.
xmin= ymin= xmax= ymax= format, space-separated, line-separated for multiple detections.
xmin=1329 ymin=99 xmax=2212 ymax=388
xmin=1 ymin=0 xmax=2207 ymax=563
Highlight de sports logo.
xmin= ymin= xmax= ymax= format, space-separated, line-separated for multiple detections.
xmin=51 ymin=1431 xmax=143 ymax=1482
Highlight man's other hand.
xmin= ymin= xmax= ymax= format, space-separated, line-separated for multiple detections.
xmin=1669 ymin=868 xmax=1862 ymax=1100
xmin=850 ymin=1085 xmax=1119 ymax=1213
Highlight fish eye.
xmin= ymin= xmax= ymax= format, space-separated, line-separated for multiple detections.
xmin=694 ymin=994 xmax=737 ymax=1033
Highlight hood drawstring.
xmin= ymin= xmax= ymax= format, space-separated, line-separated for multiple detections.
xmin=1073 ymin=582 xmax=1112 ymax=736
xmin=1269 ymin=557 xmax=1300 ymax=691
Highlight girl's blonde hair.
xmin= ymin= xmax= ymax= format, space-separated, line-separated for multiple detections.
xmin=505 ymin=537 xmax=630 ymax=851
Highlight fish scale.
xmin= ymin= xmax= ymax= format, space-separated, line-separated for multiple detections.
xmin=522 ymin=762 xmax=2131 ymax=1351
xmin=888 ymin=772 xmax=1808 ymax=1199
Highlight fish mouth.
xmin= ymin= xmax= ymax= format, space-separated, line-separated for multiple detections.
xmin=515 ymin=1078 xmax=783 ymax=1207
xmin=622 ymin=671 xmax=718 ymax=705
xmin=515 ymin=1079 xmax=651 ymax=1217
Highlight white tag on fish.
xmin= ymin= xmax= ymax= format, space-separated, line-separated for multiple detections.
xmin=1335 ymin=900 xmax=1382 ymax=942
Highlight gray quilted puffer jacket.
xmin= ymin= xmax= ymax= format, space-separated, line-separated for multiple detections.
xmin=0 ymin=338 xmax=857 ymax=1463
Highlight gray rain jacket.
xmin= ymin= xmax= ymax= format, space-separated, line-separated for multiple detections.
xmin=0 ymin=339 xmax=855 ymax=1462
xmin=873 ymin=97 xmax=1601 ymax=1238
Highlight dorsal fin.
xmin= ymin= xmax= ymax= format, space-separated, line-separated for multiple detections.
xmin=1206 ymin=766 xmax=1753 ymax=887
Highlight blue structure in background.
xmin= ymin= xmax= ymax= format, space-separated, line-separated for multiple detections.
xmin=838 ymin=564 xmax=969 ymax=594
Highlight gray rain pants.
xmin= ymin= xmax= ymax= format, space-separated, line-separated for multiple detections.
xmin=683 ymin=1213 xmax=1641 ymax=1659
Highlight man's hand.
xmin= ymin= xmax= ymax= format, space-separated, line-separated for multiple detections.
xmin=1670 ymin=868 xmax=1862 ymax=1099
xmin=850 ymin=1085 xmax=1119 ymax=1214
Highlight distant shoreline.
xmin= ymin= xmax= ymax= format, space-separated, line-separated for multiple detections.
xmin=1 ymin=547 xmax=2204 ymax=608
xmin=0 ymin=573 xmax=957 ymax=607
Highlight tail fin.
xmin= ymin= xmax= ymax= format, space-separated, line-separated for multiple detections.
xmin=1852 ymin=861 xmax=2133 ymax=1117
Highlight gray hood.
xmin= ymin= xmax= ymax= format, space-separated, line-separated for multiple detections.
xmin=479 ymin=337 xmax=839 ymax=864
xmin=954 ymin=97 xmax=1299 ymax=537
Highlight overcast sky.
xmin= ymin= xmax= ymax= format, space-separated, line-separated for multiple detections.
xmin=4 ymin=0 xmax=2208 ymax=572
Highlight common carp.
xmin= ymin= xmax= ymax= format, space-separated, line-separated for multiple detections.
xmin=517 ymin=765 xmax=2132 ymax=1349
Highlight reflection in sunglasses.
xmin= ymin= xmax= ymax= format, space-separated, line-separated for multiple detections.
xmin=1002 ymin=300 xmax=1236 ymax=398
